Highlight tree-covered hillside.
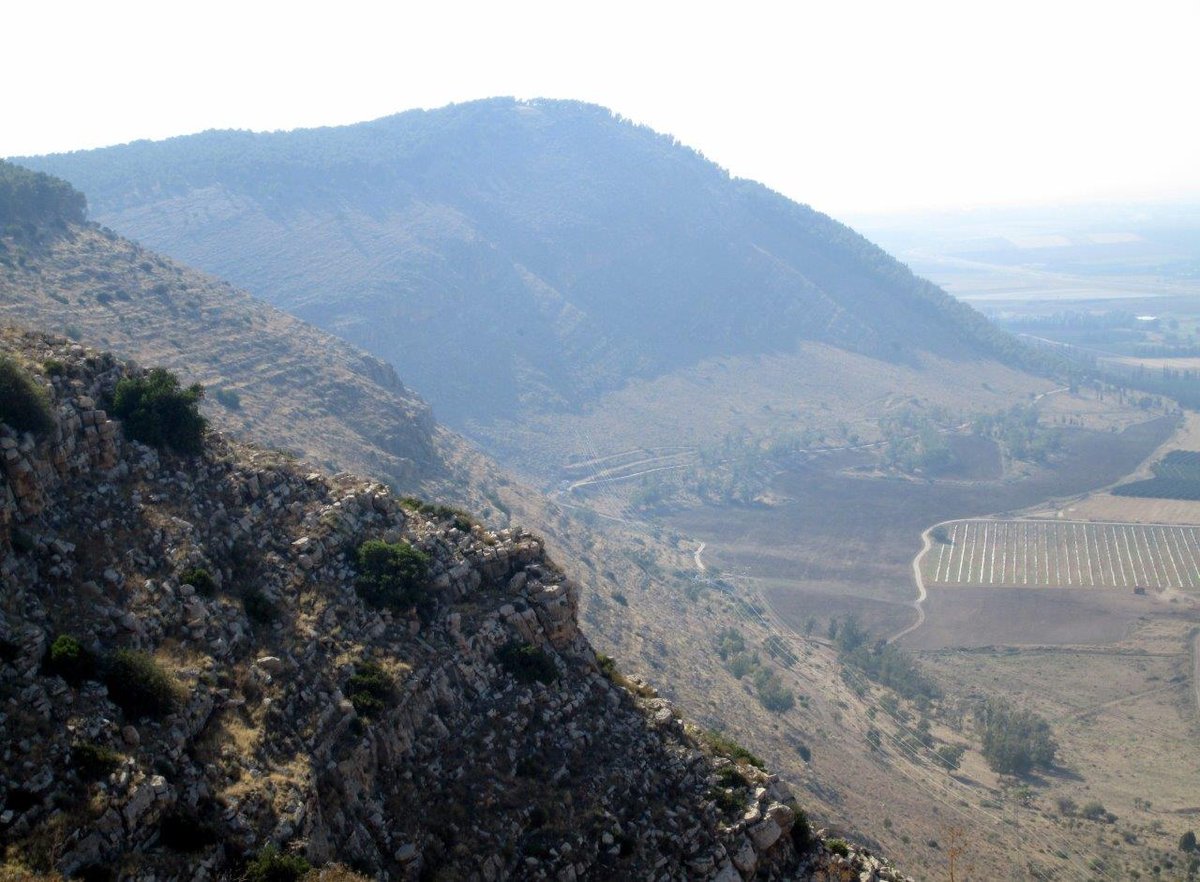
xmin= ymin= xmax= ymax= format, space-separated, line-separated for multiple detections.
xmin=19 ymin=98 xmax=1046 ymax=425
xmin=0 ymin=160 xmax=86 ymax=229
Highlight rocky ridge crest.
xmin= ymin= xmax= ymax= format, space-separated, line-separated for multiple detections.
xmin=0 ymin=331 xmax=908 ymax=881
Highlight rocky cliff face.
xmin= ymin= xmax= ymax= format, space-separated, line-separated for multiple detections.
xmin=0 ymin=331 xmax=908 ymax=881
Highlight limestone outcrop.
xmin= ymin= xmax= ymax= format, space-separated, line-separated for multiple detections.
xmin=0 ymin=330 xmax=909 ymax=881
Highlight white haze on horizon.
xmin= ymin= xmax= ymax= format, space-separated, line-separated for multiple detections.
xmin=4 ymin=0 xmax=1197 ymax=216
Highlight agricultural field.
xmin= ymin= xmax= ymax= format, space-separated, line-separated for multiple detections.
xmin=1112 ymin=449 xmax=1200 ymax=500
xmin=922 ymin=519 xmax=1200 ymax=591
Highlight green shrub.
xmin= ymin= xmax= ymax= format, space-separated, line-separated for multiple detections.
xmin=790 ymin=804 xmax=813 ymax=852
xmin=754 ymin=669 xmax=795 ymax=713
xmin=71 ymin=865 xmax=111 ymax=882
xmin=0 ymin=355 xmax=54 ymax=436
xmin=111 ymin=368 xmax=206 ymax=454
xmin=398 ymin=497 xmax=474 ymax=531
xmin=345 ymin=661 xmax=393 ymax=718
xmin=1079 ymin=800 xmax=1107 ymax=821
xmin=70 ymin=742 xmax=121 ymax=780
xmin=46 ymin=634 xmax=93 ymax=684
xmin=41 ymin=359 xmax=66 ymax=377
xmin=158 ymin=810 xmax=218 ymax=852
xmin=527 ymin=805 xmax=548 ymax=829
xmin=1181 ymin=830 xmax=1197 ymax=852
xmin=833 ymin=615 xmax=939 ymax=700
xmin=242 ymin=588 xmax=277 ymax=626
xmin=355 ymin=540 xmax=430 ymax=611
xmin=179 ymin=567 xmax=215 ymax=597
xmin=708 ymin=786 xmax=745 ymax=814
xmin=715 ymin=766 xmax=749 ymax=789
xmin=827 ymin=838 xmax=850 ymax=857
xmin=699 ymin=729 xmax=765 ymax=769
xmin=495 ymin=641 xmax=558 ymax=685
xmin=242 ymin=845 xmax=310 ymax=882
xmin=763 ymin=635 xmax=794 ymax=668
xmin=214 ymin=388 xmax=242 ymax=410
xmin=936 ymin=743 xmax=965 ymax=771
xmin=10 ymin=528 xmax=36 ymax=554
xmin=104 ymin=649 xmax=178 ymax=718
xmin=593 ymin=652 xmax=654 ymax=697
xmin=596 ymin=653 xmax=618 ymax=679
xmin=976 ymin=698 xmax=1057 ymax=776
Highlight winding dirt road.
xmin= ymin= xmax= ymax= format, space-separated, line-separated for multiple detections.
xmin=889 ymin=523 xmax=940 ymax=643
xmin=1193 ymin=630 xmax=1200 ymax=715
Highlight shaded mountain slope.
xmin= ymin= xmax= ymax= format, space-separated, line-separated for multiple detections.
xmin=0 ymin=160 xmax=447 ymax=498
xmin=18 ymin=98 xmax=1044 ymax=427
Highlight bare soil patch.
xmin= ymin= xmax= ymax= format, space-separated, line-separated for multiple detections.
xmin=1066 ymin=492 xmax=1200 ymax=524
xmin=755 ymin=578 xmax=902 ymax=637
xmin=927 ymin=434 xmax=1002 ymax=480
xmin=904 ymin=586 xmax=1163 ymax=649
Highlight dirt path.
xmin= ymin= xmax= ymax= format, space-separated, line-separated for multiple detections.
xmin=694 ymin=542 xmax=707 ymax=573
xmin=564 ymin=446 xmax=696 ymax=473
xmin=1033 ymin=385 xmax=1071 ymax=403
xmin=890 ymin=524 xmax=936 ymax=643
xmin=568 ymin=461 xmax=692 ymax=491
xmin=1063 ymin=680 xmax=1189 ymax=721
xmin=1193 ymin=630 xmax=1200 ymax=715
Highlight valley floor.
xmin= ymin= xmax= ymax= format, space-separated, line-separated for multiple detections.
xmin=591 ymin=390 xmax=1200 ymax=880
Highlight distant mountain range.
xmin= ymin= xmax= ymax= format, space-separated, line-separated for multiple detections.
xmin=18 ymin=98 xmax=1045 ymax=431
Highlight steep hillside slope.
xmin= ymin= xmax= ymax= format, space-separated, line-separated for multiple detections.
xmin=18 ymin=98 xmax=1045 ymax=432
xmin=0 ymin=160 xmax=460 ymax=501
xmin=0 ymin=332 xmax=908 ymax=881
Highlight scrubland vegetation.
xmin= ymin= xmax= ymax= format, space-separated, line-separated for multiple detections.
xmin=112 ymin=368 xmax=206 ymax=453
xmin=0 ymin=355 xmax=54 ymax=436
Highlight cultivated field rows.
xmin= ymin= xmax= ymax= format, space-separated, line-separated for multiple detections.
xmin=922 ymin=519 xmax=1200 ymax=590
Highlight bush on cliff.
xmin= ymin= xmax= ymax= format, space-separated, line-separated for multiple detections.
xmin=111 ymin=368 xmax=206 ymax=454
xmin=0 ymin=355 xmax=55 ymax=436
xmin=242 ymin=846 xmax=310 ymax=882
xmin=345 ymin=660 xmax=393 ymax=718
xmin=355 ymin=539 xmax=430 ymax=611
xmin=104 ymin=649 xmax=178 ymax=719
xmin=495 ymin=640 xmax=558 ymax=685
xmin=70 ymin=742 xmax=121 ymax=781
xmin=45 ymin=634 xmax=94 ymax=684
xmin=179 ymin=567 xmax=216 ymax=597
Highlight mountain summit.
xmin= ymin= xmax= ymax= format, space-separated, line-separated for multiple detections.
xmin=20 ymin=98 xmax=1035 ymax=429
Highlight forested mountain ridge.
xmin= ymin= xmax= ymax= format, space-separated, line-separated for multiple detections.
xmin=18 ymin=98 xmax=1046 ymax=427
xmin=0 ymin=161 xmax=86 ymax=228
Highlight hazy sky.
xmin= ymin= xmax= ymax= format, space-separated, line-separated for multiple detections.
xmin=5 ymin=0 xmax=1197 ymax=215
